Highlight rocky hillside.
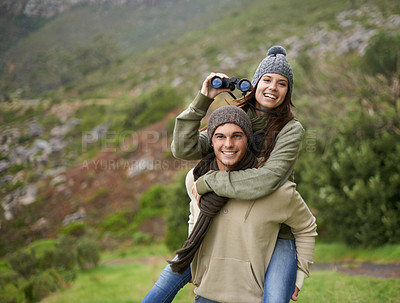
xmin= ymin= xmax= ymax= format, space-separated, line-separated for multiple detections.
xmin=0 ymin=0 xmax=179 ymax=18
xmin=0 ymin=103 xmax=197 ymax=254
xmin=0 ymin=0 xmax=399 ymax=255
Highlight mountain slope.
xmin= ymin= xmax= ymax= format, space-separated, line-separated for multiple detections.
xmin=1 ymin=0 xmax=253 ymax=95
xmin=0 ymin=0 xmax=399 ymax=255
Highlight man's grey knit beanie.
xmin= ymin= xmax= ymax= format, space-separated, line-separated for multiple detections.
xmin=251 ymin=46 xmax=293 ymax=95
xmin=208 ymin=105 xmax=253 ymax=145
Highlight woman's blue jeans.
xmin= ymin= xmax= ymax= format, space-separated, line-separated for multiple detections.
xmin=142 ymin=238 xmax=296 ymax=303
xmin=263 ymin=238 xmax=297 ymax=303
xmin=142 ymin=256 xmax=192 ymax=303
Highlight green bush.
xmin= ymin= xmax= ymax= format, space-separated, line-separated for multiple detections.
xmin=7 ymin=250 xmax=39 ymax=278
xmin=298 ymin=108 xmax=400 ymax=247
xmin=164 ymin=170 xmax=191 ymax=251
xmin=59 ymin=222 xmax=87 ymax=237
xmin=23 ymin=268 xmax=64 ymax=303
xmin=2 ymin=234 xmax=102 ymax=302
xmin=38 ymin=249 xmax=56 ymax=270
xmin=132 ymin=231 xmax=152 ymax=245
xmin=139 ymin=184 xmax=166 ymax=210
xmin=101 ymin=210 xmax=135 ymax=233
xmin=362 ymin=31 xmax=400 ymax=78
xmin=76 ymin=237 xmax=101 ymax=270
xmin=53 ymin=236 xmax=77 ymax=272
xmin=135 ymin=184 xmax=167 ymax=223
xmin=0 ymin=281 xmax=24 ymax=303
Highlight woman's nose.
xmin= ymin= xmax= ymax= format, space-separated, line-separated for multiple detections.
xmin=268 ymin=81 xmax=277 ymax=90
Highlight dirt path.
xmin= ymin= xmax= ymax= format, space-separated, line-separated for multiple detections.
xmin=102 ymin=257 xmax=400 ymax=279
xmin=311 ymin=262 xmax=400 ymax=279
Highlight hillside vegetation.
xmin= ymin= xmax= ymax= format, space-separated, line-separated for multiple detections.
xmin=0 ymin=0 xmax=399 ymax=301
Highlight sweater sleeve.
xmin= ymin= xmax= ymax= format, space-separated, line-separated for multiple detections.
xmin=196 ymin=119 xmax=305 ymax=200
xmin=186 ymin=168 xmax=197 ymax=235
xmin=284 ymin=187 xmax=318 ymax=290
xmin=171 ymin=92 xmax=214 ymax=160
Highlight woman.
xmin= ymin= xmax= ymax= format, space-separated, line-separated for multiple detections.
xmin=142 ymin=46 xmax=306 ymax=302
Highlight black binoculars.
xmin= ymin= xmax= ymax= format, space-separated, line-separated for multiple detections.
xmin=210 ymin=76 xmax=252 ymax=93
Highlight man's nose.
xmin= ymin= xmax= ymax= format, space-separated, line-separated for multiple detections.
xmin=224 ymin=137 xmax=233 ymax=147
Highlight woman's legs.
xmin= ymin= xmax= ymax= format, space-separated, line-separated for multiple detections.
xmin=142 ymin=256 xmax=192 ymax=303
xmin=263 ymin=238 xmax=297 ymax=303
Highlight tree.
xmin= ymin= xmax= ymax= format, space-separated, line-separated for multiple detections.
xmin=164 ymin=170 xmax=191 ymax=251
xmin=297 ymin=101 xmax=400 ymax=247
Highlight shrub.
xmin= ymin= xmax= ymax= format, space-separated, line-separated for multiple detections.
xmin=135 ymin=184 xmax=167 ymax=223
xmin=164 ymin=170 xmax=191 ymax=251
xmin=139 ymin=184 xmax=166 ymax=210
xmin=7 ymin=250 xmax=39 ymax=278
xmin=23 ymin=268 xmax=64 ymax=303
xmin=101 ymin=210 xmax=134 ymax=234
xmin=297 ymin=108 xmax=400 ymax=247
xmin=59 ymin=222 xmax=87 ymax=237
xmin=0 ymin=281 xmax=24 ymax=303
xmin=132 ymin=231 xmax=152 ymax=245
xmin=3 ymin=235 xmax=101 ymax=302
xmin=362 ymin=31 xmax=400 ymax=78
xmin=53 ymin=236 xmax=77 ymax=272
xmin=76 ymin=237 xmax=101 ymax=270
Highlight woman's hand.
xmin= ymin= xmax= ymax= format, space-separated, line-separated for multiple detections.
xmin=291 ymin=286 xmax=300 ymax=301
xmin=200 ymin=72 xmax=231 ymax=99
xmin=192 ymin=182 xmax=202 ymax=206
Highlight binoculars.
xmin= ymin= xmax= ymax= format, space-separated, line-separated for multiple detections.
xmin=210 ymin=76 xmax=252 ymax=93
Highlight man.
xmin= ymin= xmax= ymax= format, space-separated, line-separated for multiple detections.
xmin=182 ymin=105 xmax=317 ymax=303
xmin=143 ymin=105 xmax=316 ymax=303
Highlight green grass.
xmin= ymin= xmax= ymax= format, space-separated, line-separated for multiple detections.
xmin=100 ymin=243 xmax=171 ymax=261
xmin=40 ymin=259 xmax=400 ymax=303
xmin=300 ymin=271 xmax=400 ymax=303
xmin=38 ymin=242 xmax=400 ymax=303
xmin=314 ymin=241 xmax=400 ymax=263
xmin=23 ymin=238 xmax=58 ymax=256
xmin=41 ymin=259 xmax=195 ymax=303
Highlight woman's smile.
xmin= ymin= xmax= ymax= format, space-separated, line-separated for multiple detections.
xmin=255 ymin=73 xmax=289 ymax=113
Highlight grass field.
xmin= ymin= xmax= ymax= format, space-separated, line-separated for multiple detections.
xmin=39 ymin=242 xmax=400 ymax=303
xmin=41 ymin=262 xmax=400 ymax=303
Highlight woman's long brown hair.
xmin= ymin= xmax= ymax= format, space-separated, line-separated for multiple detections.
xmin=236 ymin=87 xmax=296 ymax=166
xmin=200 ymin=85 xmax=295 ymax=166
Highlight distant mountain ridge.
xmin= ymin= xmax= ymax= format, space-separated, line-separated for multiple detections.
xmin=0 ymin=0 xmax=241 ymax=96
xmin=0 ymin=0 xmax=179 ymax=18
xmin=0 ymin=0 xmax=399 ymax=258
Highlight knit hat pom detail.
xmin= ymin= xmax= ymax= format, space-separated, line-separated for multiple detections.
xmin=251 ymin=45 xmax=293 ymax=94
xmin=267 ymin=45 xmax=287 ymax=57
